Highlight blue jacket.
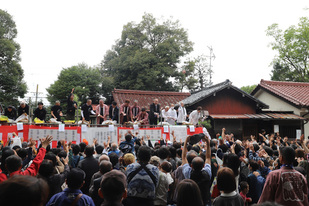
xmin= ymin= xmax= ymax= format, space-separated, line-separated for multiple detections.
xmin=247 ymin=171 xmax=265 ymax=203
xmin=46 ymin=188 xmax=95 ymax=206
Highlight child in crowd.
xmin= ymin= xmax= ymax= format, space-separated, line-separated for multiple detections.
xmin=239 ymin=181 xmax=252 ymax=206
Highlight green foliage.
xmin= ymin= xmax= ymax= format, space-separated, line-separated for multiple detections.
xmin=201 ymin=119 xmax=212 ymax=129
xmin=266 ymin=17 xmax=309 ymax=82
xmin=240 ymin=85 xmax=257 ymax=94
xmin=0 ymin=9 xmax=27 ymax=107
xmin=102 ymin=13 xmax=194 ymax=91
xmin=46 ymin=63 xmax=103 ymax=111
xmin=175 ymin=60 xmax=198 ymax=92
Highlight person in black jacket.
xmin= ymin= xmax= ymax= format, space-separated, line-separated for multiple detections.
xmin=17 ymin=101 xmax=29 ymax=116
xmin=4 ymin=106 xmax=17 ymax=120
xmin=149 ymin=99 xmax=160 ymax=125
xmin=67 ymin=88 xmax=77 ymax=120
xmin=33 ymin=102 xmax=47 ymax=121
xmin=109 ymin=101 xmax=119 ymax=123
xmin=78 ymin=145 xmax=99 ymax=195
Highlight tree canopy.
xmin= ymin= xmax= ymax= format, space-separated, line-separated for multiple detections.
xmin=240 ymin=85 xmax=257 ymax=94
xmin=101 ymin=13 xmax=194 ymax=91
xmin=46 ymin=64 xmax=103 ymax=111
xmin=267 ymin=17 xmax=309 ymax=82
xmin=0 ymin=9 xmax=27 ymax=107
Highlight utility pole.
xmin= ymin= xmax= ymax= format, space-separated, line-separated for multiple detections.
xmin=35 ymin=84 xmax=38 ymax=106
xmin=206 ymin=46 xmax=215 ymax=85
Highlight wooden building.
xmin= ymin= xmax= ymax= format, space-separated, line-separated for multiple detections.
xmin=252 ymin=80 xmax=309 ymax=138
xmin=182 ymin=80 xmax=305 ymax=139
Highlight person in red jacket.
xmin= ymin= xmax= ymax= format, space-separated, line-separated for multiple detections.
xmin=0 ymin=136 xmax=53 ymax=183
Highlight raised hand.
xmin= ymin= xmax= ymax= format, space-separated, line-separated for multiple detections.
xmin=41 ymin=135 xmax=53 ymax=149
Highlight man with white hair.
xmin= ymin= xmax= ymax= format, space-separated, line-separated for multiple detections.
xmin=17 ymin=101 xmax=29 ymax=117
xmin=162 ymin=106 xmax=171 ymax=123
xmin=131 ymin=100 xmax=141 ymax=122
xmin=177 ymin=102 xmax=187 ymax=125
xmin=95 ymin=99 xmax=109 ymax=124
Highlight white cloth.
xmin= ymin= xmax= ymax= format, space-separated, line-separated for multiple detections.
xmin=177 ymin=105 xmax=187 ymax=123
xmin=203 ymin=127 xmax=211 ymax=140
xmin=189 ymin=110 xmax=202 ymax=125
xmin=161 ymin=109 xmax=170 ymax=121
xmin=10 ymin=136 xmax=22 ymax=148
xmin=167 ymin=108 xmax=177 ymax=125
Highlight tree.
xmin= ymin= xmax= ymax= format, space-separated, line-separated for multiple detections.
xmin=46 ymin=63 xmax=103 ymax=111
xmin=266 ymin=17 xmax=309 ymax=82
xmin=240 ymin=85 xmax=257 ymax=94
xmin=194 ymin=55 xmax=213 ymax=90
xmin=101 ymin=13 xmax=194 ymax=91
xmin=175 ymin=60 xmax=198 ymax=92
xmin=0 ymin=9 xmax=27 ymax=107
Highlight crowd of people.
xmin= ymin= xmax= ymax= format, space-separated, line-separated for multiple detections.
xmin=0 ymin=123 xmax=308 ymax=206
xmin=2 ymin=89 xmax=207 ymax=126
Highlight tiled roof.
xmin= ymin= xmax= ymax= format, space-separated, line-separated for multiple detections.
xmin=112 ymin=89 xmax=191 ymax=109
xmin=182 ymin=79 xmax=268 ymax=108
xmin=211 ymin=113 xmax=305 ymax=120
xmin=252 ymin=80 xmax=309 ymax=107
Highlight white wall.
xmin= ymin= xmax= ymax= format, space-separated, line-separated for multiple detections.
xmin=254 ymin=89 xmax=309 ymax=137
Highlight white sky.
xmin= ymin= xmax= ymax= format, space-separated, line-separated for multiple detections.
xmin=1 ymin=0 xmax=309 ymax=103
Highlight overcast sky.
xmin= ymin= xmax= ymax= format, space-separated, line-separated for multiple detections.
xmin=1 ymin=0 xmax=309 ymax=103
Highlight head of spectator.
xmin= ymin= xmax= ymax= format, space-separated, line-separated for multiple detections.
xmin=150 ymin=156 xmax=160 ymax=167
xmin=192 ymin=145 xmax=200 ymax=154
xmin=187 ymin=150 xmax=198 ymax=165
xmin=217 ymin=167 xmax=236 ymax=193
xmin=99 ymin=154 xmax=110 ymax=162
xmin=99 ymin=170 xmax=127 ymax=204
xmin=44 ymin=152 xmax=57 ymax=167
xmin=99 ymin=160 xmax=113 ymax=175
xmin=38 ymin=160 xmax=54 ymax=179
xmin=226 ymin=153 xmax=240 ymax=176
xmin=66 ymin=168 xmax=86 ymax=190
xmin=5 ymin=155 xmax=23 ymax=174
xmin=176 ymin=179 xmax=203 ymax=206
xmin=137 ymin=145 xmax=152 ymax=164
xmin=157 ymin=146 xmax=170 ymax=160
xmin=123 ymin=153 xmax=135 ymax=166
xmin=249 ymin=160 xmax=259 ymax=172
xmin=95 ymin=145 xmax=104 ymax=155
xmin=169 ymin=146 xmax=176 ymax=159
xmin=79 ymin=142 xmax=87 ymax=153
xmin=160 ymin=161 xmax=172 ymax=173
xmin=108 ymin=152 xmax=119 ymax=168
xmin=125 ymin=134 xmax=132 ymax=142
xmin=58 ymin=150 xmax=67 ymax=159
xmin=84 ymin=145 xmax=94 ymax=157
xmin=174 ymin=149 xmax=182 ymax=161
xmin=17 ymin=148 xmax=28 ymax=160
xmin=0 ymin=175 xmax=49 ymax=206
xmin=279 ymin=146 xmax=295 ymax=165
xmin=72 ymin=144 xmax=81 ymax=156
xmin=240 ymin=181 xmax=249 ymax=195
xmin=110 ymin=143 xmax=118 ymax=151
xmin=191 ymin=157 xmax=204 ymax=171
xmin=1 ymin=148 xmax=15 ymax=171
